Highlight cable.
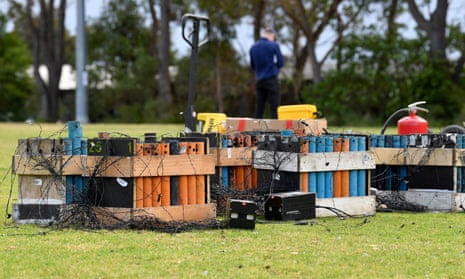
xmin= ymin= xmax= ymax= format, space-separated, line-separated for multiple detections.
xmin=380 ymin=108 xmax=409 ymax=135
xmin=314 ymin=204 xmax=357 ymax=219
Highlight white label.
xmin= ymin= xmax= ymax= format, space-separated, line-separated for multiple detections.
xmin=116 ymin=178 xmax=128 ymax=187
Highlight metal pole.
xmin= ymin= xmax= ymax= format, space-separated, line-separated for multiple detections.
xmin=181 ymin=14 xmax=209 ymax=132
xmin=185 ymin=19 xmax=200 ymax=132
xmin=75 ymin=0 xmax=89 ymax=123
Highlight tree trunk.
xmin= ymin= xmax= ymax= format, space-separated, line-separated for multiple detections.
xmin=215 ymin=41 xmax=224 ymax=112
xmin=24 ymin=0 xmax=66 ymax=122
xmin=291 ymin=37 xmax=309 ymax=103
xmin=406 ymin=0 xmax=448 ymax=61
xmin=148 ymin=0 xmax=158 ymax=57
xmin=252 ymin=0 xmax=266 ymax=41
xmin=308 ymin=45 xmax=322 ymax=84
xmin=453 ymin=54 xmax=465 ymax=84
xmin=158 ymin=0 xmax=173 ymax=112
xmin=244 ymin=0 xmax=267 ymax=116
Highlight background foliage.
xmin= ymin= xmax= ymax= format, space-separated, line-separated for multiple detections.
xmin=1 ymin=0 xmax=465 ymax=126
xmin=0 ymin=12 xmax=37 ymax=121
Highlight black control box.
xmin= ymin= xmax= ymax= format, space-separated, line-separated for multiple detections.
xmin=264 ymin=191 xmax=316 ymax=221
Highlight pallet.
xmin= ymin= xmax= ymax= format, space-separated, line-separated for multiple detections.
xmin=253 ymin=150 xmax=376 ymax=172
xmin=378 ymin=190 xmax=465 ymax=212
xmin=92 ymin=203 xmax=217 ymax=226
xmin=211 ymin=147 xmax=255 ymax=166
xmin=316 ymin=196 xmax=376 ymax=217
xmin=13 ymin=154 xmax=216 ymax=177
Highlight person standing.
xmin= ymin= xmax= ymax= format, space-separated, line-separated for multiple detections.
xmin=249 ymin=27 xmax=284 ymax=119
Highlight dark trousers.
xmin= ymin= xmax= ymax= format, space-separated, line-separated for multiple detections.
xmin=255 ymin=77 xmax=280 ymax=119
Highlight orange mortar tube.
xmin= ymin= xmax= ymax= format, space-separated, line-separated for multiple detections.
xmin=187 ymin=142 xmax=198 ymax=204
xmin=300 ymin=140 xmax=309 ymax=192
xmin=251 ymin=135 xmax=258 ymax=189
xmin=178 ymin=142 xmax=189 ymax=205
xmin=195 ymin=142 xmax=206 ymax=204
xmin=251 ymin=169 xmax=257 ymax=189
xmin=341 ymin=138 xmax=350 ymax=197
xmin=244 ymin=135 xmax=253 ymax=190
xmin=333 ymin=138 xmax=342 ymax=197
xmin=159 ymin=142 xmax=171 ymax=206
xmin=143 ymin=143 xmax=160 ymax=207
xmin=235 ymin=135 xmax=245 ymax=191
xmin=135 ymin=143 xmax=144 ymax=208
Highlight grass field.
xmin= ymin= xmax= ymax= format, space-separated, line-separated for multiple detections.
xmin=1 ymin=122 xmax=464 ymax=278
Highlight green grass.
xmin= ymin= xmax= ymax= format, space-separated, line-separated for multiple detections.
xmin=1 ymin=122 xmax=464 ymax=278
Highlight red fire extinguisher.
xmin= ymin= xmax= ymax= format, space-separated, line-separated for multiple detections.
xmin=380 ymin=101 xmax=429 ymax=135
xmin=397 ymin=101 xmax=429 ymax=135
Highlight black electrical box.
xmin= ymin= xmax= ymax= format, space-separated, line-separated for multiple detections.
xmin=88 ymin=177 xmax=134 ymax=208
xmin=87 ymin=138 xmax=110 ymax=156
xmin=264 ymin=191 xmax=316 ymax=221
xmin=110 ymin=138 xmax=137 ymax=156
xmin=226 ymin=199 xmax=258 ymax=230
xmin=256 ymin=170 xmax=300 ymax=195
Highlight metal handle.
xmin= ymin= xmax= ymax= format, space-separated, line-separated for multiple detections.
xmin=408 ymin=101 xmax=426 ymax=108
xmin=181 ymin=13 xmax=210 ymax=49
xmin=408 ymin=101 xmax=428 ymax=113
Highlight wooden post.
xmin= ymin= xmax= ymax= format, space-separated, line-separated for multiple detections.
xmin=195 ymin=142 xmax=206 ymax=204
xmin=300 ymin=139 xmax=309 ymax=192
xmin=333 ymin=138 xmax=342 ymax=197
xmin=187 ymin=142 xmax=197 ymax=204
xmin=341 ymin=138 xmax=350 ymax=197
xmin=135 ymin=143 xmax=144 ymax=208
xmin=178 ymin=142 xmax=189 ymax=205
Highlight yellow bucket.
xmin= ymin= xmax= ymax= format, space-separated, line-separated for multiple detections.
xmin=278 ymin=104 xmax=319 ymax=120
xmin=197 ymin=113 xmax=227 ymax=133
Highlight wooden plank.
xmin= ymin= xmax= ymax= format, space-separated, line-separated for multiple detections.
xmin=133 ymin=154 xmax=216 ymax=177
xmin=16 ymin=138 xmax=66 ymax=156
xmin=403 ymin=189 xmax=455 ymax=211
xmin=300 ymin=151 xmax=375 ymax=172
xmin=372 ymin=147 xmax=454 ymax=166
xmin=371 ymin=148 xmax=405 ymax=165
xmin=211 ymin=147 xmax=255 ymax=166
xmin=12 ymin=155 xmax=63 ymax=176
xmin=16 ymin=139 xmax=30 ymax=155
xmin=316 ymin=195 xmax=376 ymax=217
xmin=61 ymin=155 xmax=86 ymax=175
xmin=83 ymin=155 xmax=216 ymax=177
xmin=84 ymin=156 xmax=134 ymax=177
xmin=132 ymin=203 xmax=216 ymax=222
xmin=93 ymin=203 xmax=217 ymax=225
xmin=379 ymin=190 xmax=457 ymax=212
xmin=225 ymin=118 xmax=327 ymax=136
xmin=253 ymin=150 xmax=375 ymax=172
xmin=253 ymin=150 xmax=299 ymax=171
xmin=454 ymin=149 xmax=465 ymax=166
xmin=454 ymin=193 xmax=465 ymax=211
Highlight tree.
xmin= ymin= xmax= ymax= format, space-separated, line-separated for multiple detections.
xmin=86 ymin=0 xmax=159 ymax=122
xmin=193 ymin=0 xmax=251 ymax=115
xmin=405 ymin=0 xmax=465 ymax=122
xmin=0 ymin=12 xmax=37 ymax=121
xmin=449 ymin=23 xmax=465 ymax=84
xmin=148 ymin=0 xmax=173 ymax=120
xmin=9 ymin=0 xmax=67 ymax=122
xmin=279 ymin=0 xmax=367 ymax=105
xmin=406 ymin=0 xmax=448 ymax=61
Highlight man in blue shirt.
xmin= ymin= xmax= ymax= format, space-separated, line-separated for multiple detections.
xmin=249 ymin=27 xmax=284 ymax=119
